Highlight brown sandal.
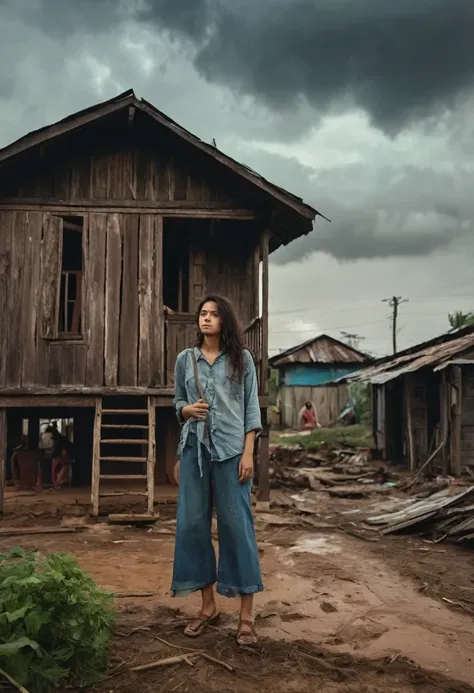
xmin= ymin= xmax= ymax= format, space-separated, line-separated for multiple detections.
xmin=236 ymin=619 xmax=257 ymax=646
xmin=184 ymin=610 xmax=220 ymax=638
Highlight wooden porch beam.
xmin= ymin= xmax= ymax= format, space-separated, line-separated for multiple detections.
xmin=0 ymin=396 xmax=97 ymax=408
xmin=0 ymin=388 xmax=269 ymax=406
xmin=0 ymin=199 xmax=258 ymax=219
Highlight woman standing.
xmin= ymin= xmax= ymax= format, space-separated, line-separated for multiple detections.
xmin=171 ymin=295 xmax=263 ymax=646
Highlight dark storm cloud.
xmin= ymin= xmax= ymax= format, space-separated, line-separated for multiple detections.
xmin=272 ymin=207 xmax=468 ymax=265
xmin=14 ymin=0 xmax=474 ymax=134
xmin=1 ymin=0 xmax=473 ymax=266
xmin=236 ymin=149 xmax=474 ymax=263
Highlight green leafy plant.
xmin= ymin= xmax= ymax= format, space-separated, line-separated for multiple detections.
xmin=348 ymin=381 xmax=372 ymax=426
xmin=0 ymin=547 xmax=116 ymax=692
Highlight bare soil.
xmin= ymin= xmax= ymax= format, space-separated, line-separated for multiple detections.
xmin=1 ymin=487 xmax=474 ymax=692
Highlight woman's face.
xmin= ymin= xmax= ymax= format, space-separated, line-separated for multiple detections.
xmin=199 ymin=301 xmax=221 ymax=337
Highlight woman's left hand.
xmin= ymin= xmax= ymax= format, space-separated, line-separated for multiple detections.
xmin=238 ymin=452 xmax=254 ymax=483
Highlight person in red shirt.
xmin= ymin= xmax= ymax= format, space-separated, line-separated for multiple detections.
xmin=298 ymin=401 xmax=319 ymax=430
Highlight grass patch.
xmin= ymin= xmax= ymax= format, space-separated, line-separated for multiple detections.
xmin=270 ymin=425 xmax=372 ymax=450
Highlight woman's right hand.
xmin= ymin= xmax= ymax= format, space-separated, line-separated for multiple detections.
xmin=182 ymin=399 xmax=209 ymax=421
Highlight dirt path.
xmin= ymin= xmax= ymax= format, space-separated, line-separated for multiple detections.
xmin=2 ymin=514 xmax=474 ymax=690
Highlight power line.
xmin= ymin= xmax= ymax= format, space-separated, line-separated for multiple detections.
xmin=382 ymin=296 xmax=408 ymax=354
xmin=340 ymin=331 xmax=366 ymax=350
xmin=269 ymin=279 xmax=474 ymax=317
xmin=269 ymin=318 xmax=387 ymax=335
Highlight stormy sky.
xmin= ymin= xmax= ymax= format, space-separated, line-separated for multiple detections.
xmin=1 ymin=0 xmax=474 ymax=356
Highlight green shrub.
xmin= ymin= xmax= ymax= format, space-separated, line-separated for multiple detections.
xmin=0 ymin=547 xmax=116 ymax=692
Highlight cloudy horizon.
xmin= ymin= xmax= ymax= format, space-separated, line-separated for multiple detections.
xmin=1 ymin=0 xmax=473 ymax=357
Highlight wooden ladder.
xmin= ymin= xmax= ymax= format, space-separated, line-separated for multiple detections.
xmin=91 ymin=397 xmax=156 ymax=518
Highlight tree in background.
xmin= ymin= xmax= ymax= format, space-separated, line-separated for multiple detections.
xmin=268 ymin=368 xmax=278 ymax=406
xmin=348 ymin=381 xmax=372 ymax=426
xmin=448 ymin=311 xmax=474 ymax=331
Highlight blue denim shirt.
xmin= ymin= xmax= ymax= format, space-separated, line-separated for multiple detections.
xmin=173 ymin=347 xmax=262 ymax=474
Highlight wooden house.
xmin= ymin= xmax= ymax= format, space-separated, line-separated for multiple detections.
xmin=0 ymin=89 xmax=320 ymax=516
xmin=338 ymin=327 xmax=474 ymax=475
xmin=269 ymin=334 xmax=369 ymax=428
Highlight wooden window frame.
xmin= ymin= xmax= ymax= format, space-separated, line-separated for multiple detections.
xmin=40 ymin=212 xmax=87 ymax=342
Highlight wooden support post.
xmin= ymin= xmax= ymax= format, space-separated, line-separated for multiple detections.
xmin=0 ymin=409 xmax=6 ymax=514
xmin=256 ymin=407 xmax=270 ymax=510
xmin=260 ymin=229 xmax=269 ymax=396
xmin=440 ymin=371 xmax=448 ymax=474
xmin=405 ymin=376 xmax=415 ymax=471
xmin=91 ymin=398 xmax=102 ymax=516
xmin=256 ymin=227 xmax=270 ymax=510
xmin=147 ymin=397 xmax=156 ymax=515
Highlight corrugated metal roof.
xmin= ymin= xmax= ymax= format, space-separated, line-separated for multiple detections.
xmin=269 ymin=334 xmax=370 ymax=367
xmin=336 ymin=328 xmax=474 ymax=384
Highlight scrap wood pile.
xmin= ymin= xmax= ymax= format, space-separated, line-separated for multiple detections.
xmin=365 ymin=485 xmax=474 ymax=542
xmin=269 ymin=444 xmax=397 ymax=497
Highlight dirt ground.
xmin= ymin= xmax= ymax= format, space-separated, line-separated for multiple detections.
xmin=1 ymin=487 xmax=474 ymax=693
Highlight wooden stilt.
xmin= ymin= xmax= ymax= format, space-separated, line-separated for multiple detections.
xmin=91 ymin=398 xmax=102 ymax=516
xmin=257 ymin=408 xmax=270 ymax=509
xmin=147 ymin=397 xmax=156 ymax=515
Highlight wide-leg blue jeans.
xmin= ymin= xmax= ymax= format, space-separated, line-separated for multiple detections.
xmin=170 ymin=438 xmax=263 ymax=598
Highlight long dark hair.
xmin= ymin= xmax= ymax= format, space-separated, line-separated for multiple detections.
xmin=196 ymin=295 xmax=245 ymax=381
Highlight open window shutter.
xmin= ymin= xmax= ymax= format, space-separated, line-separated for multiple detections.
xmin=39 ymin=213 xmax=63 ymax=339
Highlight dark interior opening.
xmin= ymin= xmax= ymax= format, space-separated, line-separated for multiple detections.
xmin=385 ymin=380 xmax=405 ymax=465
xmin=59 ymin=216 xmax=84 ymax=334
xmin=426 ymin=373 xmax=441 ymax=460
xmin=6 ymin=407 xmax=94 ymax=487
xmin=162 ymin=219 xmax=191 ymax=313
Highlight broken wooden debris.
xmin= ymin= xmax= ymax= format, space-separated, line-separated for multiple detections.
xmin=108 ymin=513 xmax=159 ymax=524
xmin=270 ymin=444 xmax=397 ymax=492
xmin=131 ymin=653 xmax=200 ymax=671
xmin=0 ymin=526 xmax=85 ymax=537
xmin=365 ymin=486 xmax=474 ymax=541
xmin=130 ymin=650 xmax=234 ymax=673
xmin=0 ymin=665 xmax=31 ymax=693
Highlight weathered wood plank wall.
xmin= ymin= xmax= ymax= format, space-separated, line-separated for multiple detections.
xmin=2 ymin=126 xmax=239 ymax=206
xmin=0 ymin=210 xmax=165 ymax=389
xmin=403 ymin=374 xmax=428 ymax=467
xmin=0 ymin=121 xmax=265 ymax=393
xmin=280 ymin=385 xmax=349 ymax=429
xmin=205 ymin=225 xmax=260 ymax=327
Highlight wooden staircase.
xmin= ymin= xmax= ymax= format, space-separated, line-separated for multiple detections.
xmin=91 ymin=396 xmax=156 ymax=518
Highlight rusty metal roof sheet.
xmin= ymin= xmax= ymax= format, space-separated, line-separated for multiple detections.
xmin=337 ymin=328 xmax=474 ymax=384
xmin=269 ymin=334 xmax=371 ymax=367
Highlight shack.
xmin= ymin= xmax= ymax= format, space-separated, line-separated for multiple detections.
xmin=0 ymin=89 xmax=321 ymax=516
xmin=338 ymin=326 xmax=474 ymax=475
xmin=269 ymin=334 xmax=369 ymax=428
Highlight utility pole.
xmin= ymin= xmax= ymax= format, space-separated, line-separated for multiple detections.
xmin=382 ymin=296 xmax=408 ymax=354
